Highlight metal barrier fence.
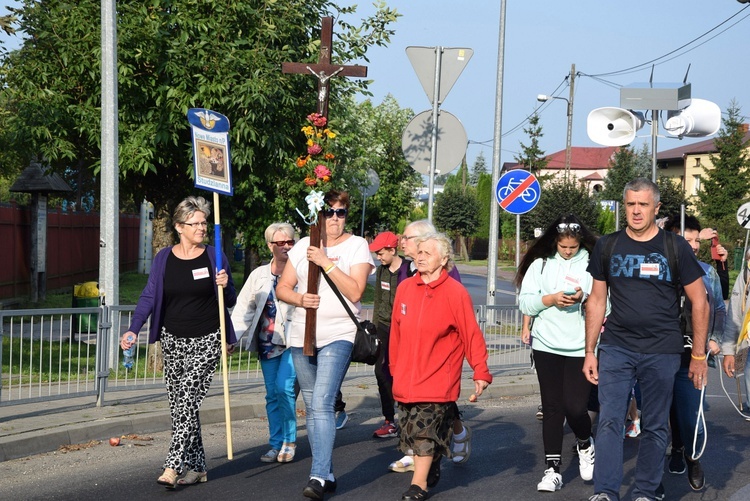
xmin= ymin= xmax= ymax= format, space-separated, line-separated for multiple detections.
xmin=1 ymin=304 xmax=527 ymax=406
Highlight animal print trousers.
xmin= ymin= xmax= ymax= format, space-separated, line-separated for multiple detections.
xmin=161 ymin=327 xmax=222 ymax=474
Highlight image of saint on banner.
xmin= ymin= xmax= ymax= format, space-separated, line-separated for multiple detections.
xmin=495 ymin=170 xmax=540 ymax=215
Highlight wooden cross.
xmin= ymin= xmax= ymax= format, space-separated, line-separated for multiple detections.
xmin=282 ymin=16 xmax=367 ymax=356
xmin=282 ymin=16 xmax=368 ymax=117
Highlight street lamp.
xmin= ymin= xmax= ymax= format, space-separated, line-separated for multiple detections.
xmin=537 ymin=94 xmax=573 ymax=177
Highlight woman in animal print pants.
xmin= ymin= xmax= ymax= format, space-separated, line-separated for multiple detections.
xmin=121 ymin=196 xmax=237 ymax=489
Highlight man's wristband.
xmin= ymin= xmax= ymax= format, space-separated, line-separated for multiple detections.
xmin=324 ymin=264 xmax=336 ymax=274
xmin=690 ymin=352 xmax=708 ymax=361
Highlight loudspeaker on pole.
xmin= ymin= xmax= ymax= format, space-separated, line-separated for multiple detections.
xmin=665 ymin=98 xmax=721 ymax=138
xmin=586 ymin=107 xmax=645 ymax=146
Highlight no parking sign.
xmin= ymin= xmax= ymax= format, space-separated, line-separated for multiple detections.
xmin=495 ymin=170 xmax=541 ymax=215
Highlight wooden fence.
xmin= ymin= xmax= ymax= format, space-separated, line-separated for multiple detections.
xmin=0 ymin=202 xmax=139 ymax=301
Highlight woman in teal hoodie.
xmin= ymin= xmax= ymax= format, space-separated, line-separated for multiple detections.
xmin=516 ymin=214 xmax=599 ymax=494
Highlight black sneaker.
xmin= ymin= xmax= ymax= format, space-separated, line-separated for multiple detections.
xmin=401 ymin=484 xmax=428 ymax=501
xmin=668 ymin=446 xmax=686 ymax=474
xmin=302 ymin=478 xmax=325 ymax=500
xmin=686 ymin=457 xmax=705 ymax=491
xmin=655 ymin=482 xmax=665 ymax=500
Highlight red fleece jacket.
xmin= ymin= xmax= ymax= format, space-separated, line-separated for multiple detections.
xmin=390 ymin=269 xmax=493 ymax=403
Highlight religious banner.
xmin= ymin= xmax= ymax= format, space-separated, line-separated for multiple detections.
xmin=188 ymin=108 xmax=233 ymax=196
xmin=186 ymin=107 xmax=235 ymax=459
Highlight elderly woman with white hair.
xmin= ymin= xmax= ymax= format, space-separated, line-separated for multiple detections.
xmin=231 ymin=222 xmax=298 ymax=464
xmin=390 ymin=232 xmax=492 ymax=501
xmin=721 ymin=247 xmax=750 ymax=400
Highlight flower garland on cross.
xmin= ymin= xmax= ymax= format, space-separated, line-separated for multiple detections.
xmin=295 ymin=112 xmax=337 ymax=226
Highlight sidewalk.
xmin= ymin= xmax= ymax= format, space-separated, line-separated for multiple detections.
xmin=0 ymin=370 xmax=538 ymax=462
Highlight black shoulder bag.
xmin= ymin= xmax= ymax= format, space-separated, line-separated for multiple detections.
xmin=321 ymin=271 xmax=381 ymax=365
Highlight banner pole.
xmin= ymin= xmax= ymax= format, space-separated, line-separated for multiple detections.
xmin=213 ymin=191 xmax=233 ymax=460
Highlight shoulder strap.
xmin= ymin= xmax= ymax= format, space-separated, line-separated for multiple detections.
xmin=662 ymin=229 xmax=680 ymax=286
xmin=601 ymin=230 xmax=622 ymax=282
xmin=321 ymin=271 xmax=359 ymax=328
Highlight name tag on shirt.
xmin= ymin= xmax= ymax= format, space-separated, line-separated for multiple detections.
xmin=563 ymin=274 xmax=581 ymax=291
xmin=381 ymin=281 xmax=391 ymax=291
xmin=640 ymin=263 xmax=660 ymax=276
xmin=400 ymin=303 xmax=407 ymax=315
xmin=192 ymin=267 xmax=210 ymax=280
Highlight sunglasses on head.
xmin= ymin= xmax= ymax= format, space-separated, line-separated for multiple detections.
xmin=271 ymin=240 xmax=295 ymax=247
xmin=557 ymin=223 xmax=581 ymax=233
xmin=323 ymin=208 xmax=348 ymax=218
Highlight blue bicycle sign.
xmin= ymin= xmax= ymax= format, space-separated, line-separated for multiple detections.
xmin=495 ymin=170 xmax=540 ymax=215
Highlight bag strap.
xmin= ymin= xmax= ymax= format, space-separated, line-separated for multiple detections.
xmin=321 ymin=270 xmax=359 ymax=328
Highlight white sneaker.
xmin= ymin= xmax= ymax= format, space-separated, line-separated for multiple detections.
xmin=537 ymin=467 xmax=563 ymax=492
xmin=578 ymin=438 xmax=595 ymax=481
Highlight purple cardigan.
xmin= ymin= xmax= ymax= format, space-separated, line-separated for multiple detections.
xmin=127 ymin=245 xmax=237 ymax=344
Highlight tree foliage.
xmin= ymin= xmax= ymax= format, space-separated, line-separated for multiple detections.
xmin=470 ymin=151 xmax=488 ymax=186
xmin=522 ymin=177 xmax=600 ymax=240
xmin=334 ymin=95 xmax=421 ymax=236
xmin=696 ymin=101 xmax=750 ymax=246
xmin=601 ymin=145 xmax=647 ymax=202
xmin=434 ymin=185 xmax=479 ymax=260
xmin=474 ymin=172 xmax=492 ymax=238
xmin=514 ymin=112 xmax=548 ymax=175
xmin=0 ymin=0 xmax=400 ymax=268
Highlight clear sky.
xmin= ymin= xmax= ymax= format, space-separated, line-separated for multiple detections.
xmin=352 ymin=0 xmax=750 ymax=174
xmin=2 ymin=0 xmax=749 ymax=177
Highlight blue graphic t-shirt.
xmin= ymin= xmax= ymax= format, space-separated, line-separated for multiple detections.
xmin=587 ymin=229 xmax=705 ymax=354
xmin=258 ymin=274 xmax=285 ymax=360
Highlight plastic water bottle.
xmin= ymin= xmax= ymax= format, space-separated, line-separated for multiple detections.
xmin=122 ymin=334 xmax=136 ymax=370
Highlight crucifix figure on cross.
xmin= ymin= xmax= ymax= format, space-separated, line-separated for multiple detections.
xmin=282 ymin=16 xmax=367 ymax=117
xmin=282 ymin=16 xmax=368 ymax=355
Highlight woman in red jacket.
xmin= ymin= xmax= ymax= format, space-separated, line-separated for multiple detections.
xmin=390 ymin=232 xmax=492 ymax=501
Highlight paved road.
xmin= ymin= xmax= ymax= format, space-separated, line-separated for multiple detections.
xmin=2 ymin=386 xmax=750 ymax=501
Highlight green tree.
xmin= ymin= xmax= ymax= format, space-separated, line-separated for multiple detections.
xmin=335 ymin=95 xmax=421 ymax=236
xmin=523 ymin=177 xmax=600 ymax=240
xmin=696 ymin=101 xmax=750 ymax=245
xmin=601 ymin=146 xmax=639 ymax=201
xmin=514 ymin=112 xmax=548 ymax=175
xmin=656 ymin=176 xmax=690 ymax=220
xmin=0 ymin=0 xmax=400 ymax=271
xmin=469 ymin=151 xmax=488 ymax=186
xmin=444 ymin=158 xmax=469 ymax=193
xmin=434 ymin=187 xmax=479 ymax=261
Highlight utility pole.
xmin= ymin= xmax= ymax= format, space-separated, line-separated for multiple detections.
xmin=565 ymin=64 xmax=575 ymax=177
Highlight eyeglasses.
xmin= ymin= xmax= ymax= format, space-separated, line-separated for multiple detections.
xmin=557 ymin=223 xmax=581 ymax=233
xmin=183 ymin=221 xmax=208 ymax=228
xmin=271 ymin=240 xmax=295 ymax=247
xmin=401 ymin=235 xmax=418 ymax=241
xmin=323 ymin=208 xmax=348 ymax=218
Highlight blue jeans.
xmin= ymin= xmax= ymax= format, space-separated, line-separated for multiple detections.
xmin=292 ymin=341 xmax=352 ymax=479
xmin=260 ymin=349 xmax=297 ymax=450
xmin=670 ymin=366 xmax=705 ymax=458
xmin=594 ymin=344 xmax=680 ymax=501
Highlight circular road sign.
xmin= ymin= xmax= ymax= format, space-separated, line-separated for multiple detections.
xmin=361 ymin=169 xmax=380 ymax=197
xmin=495 ymin=170 xmax=541 ymax=215
xmin=401 ymin=110 xmax=468 ymax=176
xmin=737 ymin=202 xmax=750 ymax=229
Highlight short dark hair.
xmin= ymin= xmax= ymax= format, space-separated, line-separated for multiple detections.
xmin=325 ymin=190 xmax=350 ymax=210
xmin=664 ymin=214 xmax=701 ymax=234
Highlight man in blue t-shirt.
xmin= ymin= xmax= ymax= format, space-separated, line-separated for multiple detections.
xmin=583 ymin=178 xmax=709 ymax=501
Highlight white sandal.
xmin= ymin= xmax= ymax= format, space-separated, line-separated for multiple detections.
xmin=452 ymin=424 xmax=472 ymax=464
xmin=388 ymin=455 xmax=415 ymax=472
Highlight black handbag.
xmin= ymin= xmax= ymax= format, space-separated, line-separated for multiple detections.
xmin=321 ymin=271 xmax=381 ymax=365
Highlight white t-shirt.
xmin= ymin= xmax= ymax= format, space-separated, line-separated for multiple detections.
xmin=287 ymin=235 xmax=375 ymax=348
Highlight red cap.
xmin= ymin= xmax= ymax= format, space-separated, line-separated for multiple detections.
xmin=368 ymin=231 xmax=399 ymax=252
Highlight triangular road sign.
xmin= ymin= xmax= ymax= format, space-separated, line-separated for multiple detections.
xmin=406 ymin=46 xmax=473 ymax=105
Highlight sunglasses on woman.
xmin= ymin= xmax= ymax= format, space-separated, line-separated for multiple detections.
xmin=323 ymin=208 xmax=348 ymax=218
xmin=557 ymin=223 xmax=581 ymax=233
